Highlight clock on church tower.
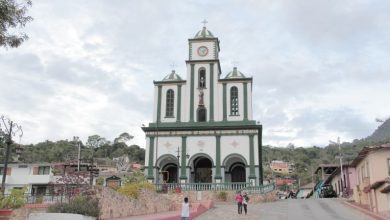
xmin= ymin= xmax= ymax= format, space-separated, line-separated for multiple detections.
xmin=189 ymin=24 xmax=220 ymax=61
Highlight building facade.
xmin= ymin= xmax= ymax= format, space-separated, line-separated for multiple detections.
xmin=142 ymin=26 xmax=263 ymax=185
xmin=352 ymin=143 xmax=390 ymax=215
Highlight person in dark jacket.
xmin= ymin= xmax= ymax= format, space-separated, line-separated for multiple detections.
xmin=242 ymin=192 xmax=250 ymax=215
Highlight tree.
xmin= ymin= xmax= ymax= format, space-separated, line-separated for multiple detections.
xmin=0 ymin=0 xmax=33 ymax=48
xmin=114 ymin=132 xmax=134 ymax=145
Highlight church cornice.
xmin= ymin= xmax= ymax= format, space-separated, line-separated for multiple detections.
xmin=219 ymin=77 xmax=253 ymax=83
xmin=153 ymin=80 xmax=186 ymax=85
xmin=185 ymin=59 xmax=222 ymax=75
xmin=142 ymin=120 xmax=261 ymax=133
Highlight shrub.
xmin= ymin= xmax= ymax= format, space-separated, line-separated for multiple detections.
xmin=0 ymin=187 xmax=27 ymax=209
xmin=117 ymin=181 xmax=155 ymax=199
xmin=48 ymin=196 xmax=100 ymax=217
xmin=95 ymin=176 xmax=104 ymax=186
xmin=216 ymin=191 xmax=227 ymax=201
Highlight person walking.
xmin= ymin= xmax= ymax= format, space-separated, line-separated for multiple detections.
xmin=181 ymin=197 xmax=190 ymax=220
xmin=242 ymin=192 xmax=250 ymax=215
xmin=235 ymin=191 xmax=243 ymax=214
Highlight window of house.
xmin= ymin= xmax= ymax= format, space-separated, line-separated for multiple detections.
xmin=0 ymin=167 xmax=4 ymax=175
xmin=366 ymin=161 xmax=370 ymax=177
xmin=166 ymin=89 xmax=174 ymax=117
xmin=230 ymin=86 xmax=239 ymax=116
xmin=199 ymin=69 xmax=206 ymax=88
xmin=38 ymin=166 xmax=50 ymax=175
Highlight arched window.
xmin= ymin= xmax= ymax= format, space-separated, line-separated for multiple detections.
xmin=199 ymin=69 xmax=206 ymax=88
xmin=166 ymin=89 xmax=174 ymax=117
xmin=230 ymin=86 xmax=239 ymax=116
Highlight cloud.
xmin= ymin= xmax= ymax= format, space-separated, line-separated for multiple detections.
xmin=1 ymin=0 xmax=389 ymax=148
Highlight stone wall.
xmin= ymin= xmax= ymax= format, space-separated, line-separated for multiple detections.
xmin=95 ymin=187 xmax=173 ymax=219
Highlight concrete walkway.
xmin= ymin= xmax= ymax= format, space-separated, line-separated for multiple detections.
xmin=195 ymin=199 xmax=375 ymax=220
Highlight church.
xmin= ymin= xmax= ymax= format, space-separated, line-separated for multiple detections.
xmin=142 ymin=24 xmax=263 ymax=186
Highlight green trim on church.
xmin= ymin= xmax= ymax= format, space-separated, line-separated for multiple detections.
xmin=209 ymin=63 xmax=214 ymax=122
xmin=249 ymin=135 xmax=256 ymax=179
xmin=214 ymin=135 xmax=222 ymax=179
xmin=243 ymin=82 xmax=248 ymax=121
xmin=147 ymin=136 xmax=155 ymax=180
xmin=223 ymin=83 xmax=227 ymax=121
xmin=157 ymin=86 xmax=162 ymax=123
xmin=146 ymin=120 xmax=257 ymax=130
xmin=177 ymin=85 xmax=182 ymax=122
xmin=180 ymin=136 xmax=188 ymax=180
xmin=190 ymin=64 xmax=195 ymax=122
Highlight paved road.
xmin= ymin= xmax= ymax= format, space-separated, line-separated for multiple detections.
xmin=195 ymin=199 xmax=373 ymax=220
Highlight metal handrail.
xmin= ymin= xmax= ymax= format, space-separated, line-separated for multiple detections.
xmin=155 ymin=182 xmax=251 ymax=192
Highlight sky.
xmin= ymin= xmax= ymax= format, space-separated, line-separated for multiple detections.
xmin=1 ymin=0 xmax=389 ymax=148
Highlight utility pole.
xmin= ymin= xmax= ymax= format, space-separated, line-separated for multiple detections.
xmin=330 ymin=137 xmax=345 ymax=197
xmin=73 ymin=136 xmax=80 ymax=171
xmin=0 ymin=116 xmax=23 ymax=195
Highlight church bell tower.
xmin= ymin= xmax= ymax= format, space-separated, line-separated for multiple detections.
xmin=186 ymin=20 xmax=221 ymax=123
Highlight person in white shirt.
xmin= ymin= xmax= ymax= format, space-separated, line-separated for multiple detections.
xmin=181 ymin=197 xmax=190 ymax=220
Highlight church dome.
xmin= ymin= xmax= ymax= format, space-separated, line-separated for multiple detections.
xmin=225 ymin=67 xmax=246 ymax=79
xmin=194 ymin=26 xmax=214 ymax=39
xmin=162 ymin=70 xmax=182 ymax=81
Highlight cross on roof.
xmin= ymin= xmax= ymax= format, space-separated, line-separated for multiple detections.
xmin=201 ymin=19 xmax=208 ymax=27
xmin=170 ymin=62 xmax=176 ymax=69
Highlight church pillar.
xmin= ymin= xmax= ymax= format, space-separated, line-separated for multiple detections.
xmin=180 ymin=136 xmax=188 ymax=182
xmin=157 ymin=86 xmax=162 ymax=123
xmin=177 ymin=84 xmax=182 ymax=122
xmin=147 ymin=136 xmax=155 ymax=181
xmin=189 ymin=64 xmax=195 ymax=122
xmin=214 ymin=135 xmax=222 ymax=182
xmin=223 ymin=83 xmax=227 ymax=121
xmin=209 ymin=63 xmax=214 ymax=122
xmin=243 ymin=82 xmax=248 ymax=121
xmin=249 ymin=135 xmax=256 ymax=184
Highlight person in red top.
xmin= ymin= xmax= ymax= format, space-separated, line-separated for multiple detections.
xmin=235 ymin=191 xmax=243 ymax=214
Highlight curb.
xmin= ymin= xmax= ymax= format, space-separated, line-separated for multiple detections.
xmin=342 ymin=201 xmax=387 ymax=220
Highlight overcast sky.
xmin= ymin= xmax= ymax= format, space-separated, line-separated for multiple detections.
xmin=1 ymin=0 xmax=389 ymax=147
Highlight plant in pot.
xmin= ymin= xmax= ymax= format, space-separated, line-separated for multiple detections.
xmin=0 ymin=187 xmax=27 ymax=219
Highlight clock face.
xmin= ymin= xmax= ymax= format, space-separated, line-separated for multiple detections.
xmin=197 ymin=46 xmax=208 ymax=56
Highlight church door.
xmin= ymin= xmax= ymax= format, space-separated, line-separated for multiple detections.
xmin=194 ymin=157 xmax=212 ymax=183
xmin=162 ymin=164 xmax=178 ymax=183
xmin=231 ymin=165 xmax=246 ymax=182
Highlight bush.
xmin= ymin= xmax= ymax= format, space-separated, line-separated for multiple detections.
xmin=48 ymin=196 xmax=100 ymax=218
xmin=0 ymin=187 xmax=27 ymax=209
xmin=216 ymin=191 xmax=227 ymax=201
xmin=117 ymin=181 xmax=155 ymax=199
xmin=95 ymin=176 xmax=104 ymax=186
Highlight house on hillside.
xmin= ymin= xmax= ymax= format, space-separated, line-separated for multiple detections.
xmin=270 ymin=160 xmax=294 ymax=174
xmin=0 ymin=162 xmax=93 ymax=195
xmin=351 ymin=143 xmax=390 ymax=215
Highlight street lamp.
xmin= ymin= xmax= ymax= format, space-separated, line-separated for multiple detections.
xmin=0 ymin=115 xmax=23 ymax=195
xmin=329 ymin=137 xmax=345 ymax=197
xmin=176 ymin=146 xmax=189 ymax=184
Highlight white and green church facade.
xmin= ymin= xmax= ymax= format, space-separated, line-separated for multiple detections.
xmin=142 ymin=26 xmax=263 ymax=186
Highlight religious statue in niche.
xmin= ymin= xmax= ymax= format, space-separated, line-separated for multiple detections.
xmin=199 ymin=89 xmax=204 ymax=106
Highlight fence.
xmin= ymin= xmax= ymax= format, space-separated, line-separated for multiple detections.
xmin=155 ymin=182 xmax=251 ymax=192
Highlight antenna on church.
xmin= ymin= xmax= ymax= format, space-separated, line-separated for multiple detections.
xmin=201 ymin=19 xmax=208 ymax=27
xmin=170 ymin=62 xmax=176 ymax=71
